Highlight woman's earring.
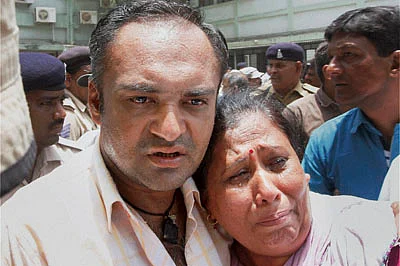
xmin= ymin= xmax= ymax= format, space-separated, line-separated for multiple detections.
xmin=207 ymin=214 xmax=218 ymax=229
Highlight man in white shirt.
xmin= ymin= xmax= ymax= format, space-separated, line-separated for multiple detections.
xmin=1 ymin=1 xmax=230 ymax=265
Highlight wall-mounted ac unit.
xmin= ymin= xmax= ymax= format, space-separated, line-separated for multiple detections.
xmin=100 ymin=0 xmax=116 ymax=8
xmin=15 ymin=0 xmax=35 ymax=4
xmin=35 ymin=7 xmax=56 ymax=23
xmin=80 ymin=10 xmax=98 ymax=24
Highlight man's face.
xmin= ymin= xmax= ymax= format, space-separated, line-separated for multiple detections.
xmin=67 ymin=64 xmax=91 ymax=105
xmin=304 ymin=65 xmax=321 ymax=88
xmin=90 ymin=20 xmax=221 ymax=191
xmin=248 ymin=78 xmax=262 ymax=88
xmin=267 ymin=60 xmax=301 ymax=96
xmin=25 ymin=90 xmax=66 ymax=150
xmin=327 ymin=32 xmax=394 ymax=107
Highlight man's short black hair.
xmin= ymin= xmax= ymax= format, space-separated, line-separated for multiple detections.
xmin=325 ymin=6 xmax=399 ymax=57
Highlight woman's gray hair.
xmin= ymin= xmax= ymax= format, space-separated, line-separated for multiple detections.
xmin=193 ymin=90 xmax=307 ymax=204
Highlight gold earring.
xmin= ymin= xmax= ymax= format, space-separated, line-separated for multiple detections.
xmin=207 ymin=214 xmax=218 ymax=229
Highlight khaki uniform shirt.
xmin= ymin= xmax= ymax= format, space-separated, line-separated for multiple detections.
xmin=286 ymin=88 xmax=343 ymax=137
xmin=30 ymin=137 xmax=82 ymax=181
xmin=61 ymin=90 xmax=98 ymax=141
xmin=253 ymin=81 xmax=318 ymax=106
xmin=1 ymin=138 xmax=231 ymax=265
xmin=1 ymin=138 xmax=82 ymax=204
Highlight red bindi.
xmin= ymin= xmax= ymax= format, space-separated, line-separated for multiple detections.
xmin=249 ymin=149 xmax=254 ymax=154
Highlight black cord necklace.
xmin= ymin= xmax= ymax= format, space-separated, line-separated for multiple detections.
xmin=122 ymin=190 xmax=179 ymax=244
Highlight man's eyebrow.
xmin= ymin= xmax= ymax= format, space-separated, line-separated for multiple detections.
xmin=116 ymin=85 xmax=216 ymax=96
xmin=39 ymin=95 xmax=65 ymax=101
xmin=183 ymin=88 xmax=216 ymax=97
xmin=336 ymin=43 xmax=358 ymax=50
xmin=116 ymin=84 xmax=157 ymax=93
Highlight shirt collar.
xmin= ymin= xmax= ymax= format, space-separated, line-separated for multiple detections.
xmin=39 ymin=144 xmax=63 ymax=163
xmin=91 ymin=137 xmax=202 ymax=233
xmin=65 ymin=89 xmax=88 ymax=113
xmin=350 ymin=108 xmax=382 ymax=136
xmin=315 ymin=88 xmax=336 ymax=108
xmin=270 ymin=81 xmax=305 ymax=101
xmin=91 ymin=137 xmax=122 ymax=232
xmin=292 ymin=81 xmax=309 ymax=97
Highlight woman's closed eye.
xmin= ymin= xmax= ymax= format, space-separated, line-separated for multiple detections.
xmin=268 ymin=157 xmax=288 ymax=172
xmin=227 ymin=169 xmax=250 ymax=187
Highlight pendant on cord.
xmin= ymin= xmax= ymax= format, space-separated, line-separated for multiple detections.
xmin=163 ymin=214 xmax=178 ymax=244
xmin=121 ymin=190 xmax=179 ymax=245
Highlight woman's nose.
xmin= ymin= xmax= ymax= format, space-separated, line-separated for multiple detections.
xmin=253 ymin=169 xmax=281 ymax=207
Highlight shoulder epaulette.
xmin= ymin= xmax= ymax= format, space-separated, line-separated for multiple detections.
xmin=63 ymin=97 xmax=76 ymax=111
xmin=58 ymin=137 xmax=83 ymax=151
xmin=302 ymin=83 xmax=319 ymax=93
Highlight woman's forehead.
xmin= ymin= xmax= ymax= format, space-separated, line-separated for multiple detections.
xmin=226 ymin=113 xmax=275 ymax=141
xmin=217 ymin=117 xmax=276 ymax=152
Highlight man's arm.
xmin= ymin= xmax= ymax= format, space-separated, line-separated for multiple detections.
xmin=302 ymin=134 xmax=334 ymax=195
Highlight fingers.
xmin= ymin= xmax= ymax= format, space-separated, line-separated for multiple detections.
xmin=391 ymin=201 xmax=399 ymax=235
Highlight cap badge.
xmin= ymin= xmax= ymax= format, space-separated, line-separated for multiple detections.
xmin=277 ymin=49 xmax=283 ymax=59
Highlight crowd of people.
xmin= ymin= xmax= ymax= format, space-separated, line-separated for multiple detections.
xmin=1 ymin=0 xmax=399 ymax=265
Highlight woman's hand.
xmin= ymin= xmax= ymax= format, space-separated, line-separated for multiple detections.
xmin=391 ymin=201 xmax=399 ymax=236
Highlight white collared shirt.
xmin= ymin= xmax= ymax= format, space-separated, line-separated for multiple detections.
xmin=1 ymin=138 xmax=230 ymax=265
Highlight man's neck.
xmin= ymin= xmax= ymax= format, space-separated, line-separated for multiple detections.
xmin=100 ymin=144 xmax=188 ymax=264
xmin=360 ymin=82 xmax=399 ymax=142
xmin=114 ymin=176 xmax=177 ymax=214
xmin=115 ymin=177 xmax=187 ymax=265
xmin=362 ymin=108 xmax=398 ymax=146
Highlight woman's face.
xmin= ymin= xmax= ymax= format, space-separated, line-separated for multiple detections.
xmin=205 ymin=111 xmax=312 ymax=257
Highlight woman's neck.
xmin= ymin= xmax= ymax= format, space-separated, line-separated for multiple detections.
xmin=233 ymin=242 xmax=291 ymax=266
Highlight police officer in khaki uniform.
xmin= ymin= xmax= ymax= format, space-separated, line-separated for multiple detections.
xmin=254 ymin=42 xmax=318 ymax=105
xmin=58 ymin=46 xmax=98 ymax=141
xmin=1 ymin=53 xmax=82 ymax=204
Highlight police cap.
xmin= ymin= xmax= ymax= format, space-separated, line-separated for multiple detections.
xmin=266 ymin=42 xmax=305 ymax=62
xmin=58 ymin=46 xmax=90 ymax=74
xmin=19 ymin=52 xmax=66 ymax=92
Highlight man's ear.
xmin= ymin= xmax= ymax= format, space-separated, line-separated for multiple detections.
xmin=322 ymin=65 xmax=331 ymax=81
xmin=88 ymin=80 xmax=102 ymax=125
xmin=390 ymin=50 xmax=400 ymax=76
xmin=295 ymin=61 xmax=303 ymax=75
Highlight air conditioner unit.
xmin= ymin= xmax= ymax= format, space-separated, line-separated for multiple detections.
xmin=15 ymin=0 xmax=35 ymax=4
xmin=80 ymin=10 xmax=98 ymax=25
xmin=100 ymin=0 xmax=116 ymax=8
xmin=35 ymin=7 xmax=56 ymax=23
